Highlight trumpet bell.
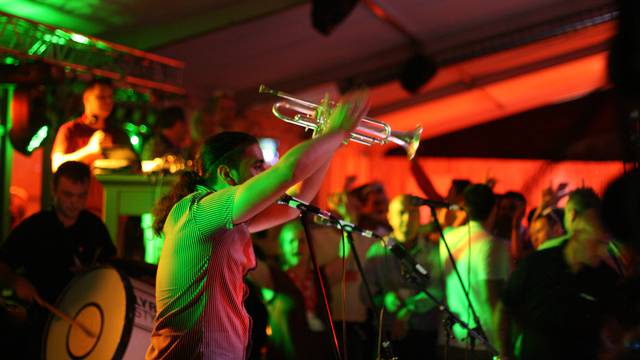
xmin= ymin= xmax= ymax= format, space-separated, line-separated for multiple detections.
xmin=390 ymin=125 xmax=423 ymax=160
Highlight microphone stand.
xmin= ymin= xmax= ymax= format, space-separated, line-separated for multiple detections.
xmin=299 ymin=212 xmax=343 ymax=360
xmin=394 ymin=254 xmax=498 ymax=356
xmin=428 ymin=204 xmax=492 ymax=356
xmin=315 ymin=217 xmax=397 ymax=359
xmin=278 ymin=195 xmax=396 ymax=359
xmin=340 ymin=227 xmax=397 ymax=360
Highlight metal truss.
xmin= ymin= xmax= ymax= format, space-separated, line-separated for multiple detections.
xmin=0 ymin=11 xmax=185 ymax=94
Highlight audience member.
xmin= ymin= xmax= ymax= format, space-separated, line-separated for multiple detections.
xmin=141 ymin=106 xmax=193 ymax=161
xmin=320 ymin=181 xmax=382 ymax=360
xmin=363 ymin=194 xmax=442 ymax=360
xmin=248 ymin=221 xmax=333 ymax=360
xmin=528 ymin=208 xmax=565 ymax=250
xmin=599 ymin=169 xmax=640 ymax=359
xmin=440 ymin=184 xmax=511 ymax=359
xmin=497 ymin=188 xmax=619 ymax=360
xmin=349 ymin=182 xmax=392 ymax=235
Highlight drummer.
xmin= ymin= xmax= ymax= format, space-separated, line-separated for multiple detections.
xmin=0 ymin=161 xmax=116 ymax=358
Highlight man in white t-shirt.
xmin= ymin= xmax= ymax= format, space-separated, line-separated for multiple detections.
xmin=440 ymin=184 xmax=510 ymax=359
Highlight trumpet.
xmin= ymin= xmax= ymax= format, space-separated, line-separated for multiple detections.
xmin=259 ymin=84 xmax=423 ymax=159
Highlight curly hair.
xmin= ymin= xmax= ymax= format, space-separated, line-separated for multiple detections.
xmin=152 ymin=132 xmax=258 ymax=235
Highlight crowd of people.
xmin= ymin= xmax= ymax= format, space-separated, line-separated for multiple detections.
xmin=0 ymin=78 xmax=639 ymax=360
xmin=242 ymin=162 xmax=640 ymax=360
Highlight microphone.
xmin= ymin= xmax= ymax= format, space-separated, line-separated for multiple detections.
xmin=313 ymin=215 xmax=380 ymax=239
xmin=277 ymin=194 xmax=336 ymax=222
xmin=407 ymin=195 xmax=462 ymax=211
xmin=385 ymin=237 xmax=430 ymax=278
xmin=87 ymin=114 xmax=99 ymax=126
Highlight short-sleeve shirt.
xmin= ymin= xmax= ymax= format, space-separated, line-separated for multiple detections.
xmin=0 ymin=209 xmax=115 ymax=304
xmin=439 ymin=221 xmax=511 ymax=345
xmin=51 ymin=115 xmax=133 ymax=215
xmin=52 ymin=115 xmax=131 ymax=156
xmin=501 ymin=244 xmax=618 ymax=360
xmin=146 ymin=185 xmax=256 ymax=360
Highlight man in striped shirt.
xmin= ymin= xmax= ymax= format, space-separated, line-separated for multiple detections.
xmin=146 ymin=91 xmax=369 ymax=360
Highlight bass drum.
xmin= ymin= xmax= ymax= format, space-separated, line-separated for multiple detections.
xmin=43 ymin=265 xmax=156 ymax=360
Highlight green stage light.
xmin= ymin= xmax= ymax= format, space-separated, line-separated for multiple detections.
xmin=70 ymin=33 xmax=90 ymax=45
xmin=26 ymin=125 xmax=48 ymax=153
xmin=9 ymin=86 xmax=50 ymax=155
xmin=130 ymin=134 xmax=140 ymax=146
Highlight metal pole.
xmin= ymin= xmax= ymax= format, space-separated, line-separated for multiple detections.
xmin=0 ymin=84 xmax=15 ymax=242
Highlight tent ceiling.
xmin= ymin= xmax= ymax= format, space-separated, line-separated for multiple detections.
xmin=386 ymin=89 xmax=623 ymax=160
xmin=1 ymin=0 xmax=617 ymax=146
xmin=2 ymin=1 xmax=614 ymax=93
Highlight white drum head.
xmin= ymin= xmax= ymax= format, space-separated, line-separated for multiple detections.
xmin=44 ymin=267 xmax=135 ymax=360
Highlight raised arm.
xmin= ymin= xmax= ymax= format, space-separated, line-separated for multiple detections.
xmin=246 ymin=158 xmax=332 ymax=233
xmin=410 ymin=158 xmax=444 ymax=201
xmin=239 ymin=92 xmax=369 ymax=228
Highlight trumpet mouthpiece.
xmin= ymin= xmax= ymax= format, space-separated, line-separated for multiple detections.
xmin=259 ymin=84 xmax=275 ymax=95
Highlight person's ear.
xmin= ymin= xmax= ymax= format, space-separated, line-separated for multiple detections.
xmin=568 ymin=208 xmax=577 ymax=225
xmin=217 ymin=164 xmax=237 ymax=186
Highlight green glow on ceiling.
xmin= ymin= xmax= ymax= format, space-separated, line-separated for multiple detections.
xmin=0 ymin=1 xmax=106 ymax=35
xmin=26 ymin=125 xmax=48 ymax=153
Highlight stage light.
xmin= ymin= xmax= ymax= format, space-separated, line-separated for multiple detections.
xmin=26 ymin=125 xmax=48 ymax=153
xmin=3 ymin=56 xmax=18 ymax=65
xmin=311 ymin=0 xmax=358 ymax=35
xmin=70 ymin=33 xmax=90 ymax=45
xmin=130 ymin=134 xmax=140 ymax=146
xmin=259 ymin=137 xmax=279 ymax=166
xmin=8 ymin=86 xmax=50 ymax=155
xmin=400 ymin=54 xmax=438 ymax=94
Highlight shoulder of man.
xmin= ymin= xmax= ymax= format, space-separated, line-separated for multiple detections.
xmin=365 ymin=241 xmax=388 ymax=261
xmin=58 ymin=116 xmax=87 ymax=131
xmin=14 ymin=210 xmax=56 ymax=229
xmin=77 ymin=210 xmax=109 ymax=230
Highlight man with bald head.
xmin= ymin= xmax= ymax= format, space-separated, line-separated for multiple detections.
xmin=362 ymin=194 xmax=442 ymax=359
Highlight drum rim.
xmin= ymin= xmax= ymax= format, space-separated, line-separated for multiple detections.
xmin=41 ymin=265 xmax=139 ymax=360
xmin=65 ymin=302 xmax=104 ymax=359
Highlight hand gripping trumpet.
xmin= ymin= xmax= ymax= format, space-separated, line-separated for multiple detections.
xmin=259 ymin=84 xmax=423 ymax=159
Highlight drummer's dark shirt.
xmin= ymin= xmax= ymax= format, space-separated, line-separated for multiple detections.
xmin=501 ymin=243 xmax=619 ymax=360
xmin=0 ymin=209 xmax=116 ymax=304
